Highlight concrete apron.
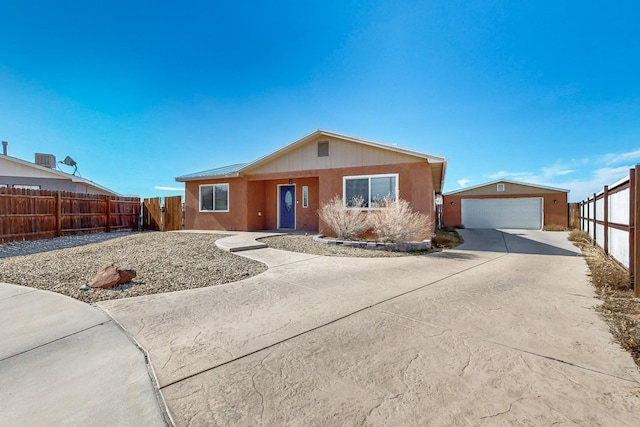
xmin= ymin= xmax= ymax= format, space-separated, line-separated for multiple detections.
xmin=98 ymin=229 xmax=640 ymax=426
xmin=0 ymin=284 xmax=169 ymax=426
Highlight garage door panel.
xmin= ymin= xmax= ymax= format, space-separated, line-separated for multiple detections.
xmin=462 ymin=198 xmax=542 ymax=229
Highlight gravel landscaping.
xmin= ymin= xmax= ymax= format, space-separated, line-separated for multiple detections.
xmin=0 ymin=231 xmax=451 ymax=305
xmin=0 ymin=232 xmax=267 ymax=303
xmin=259 ymin=234 xmax=417 ymax=257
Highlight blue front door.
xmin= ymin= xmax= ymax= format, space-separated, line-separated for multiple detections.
xmin=279 ymin=185 xmax=295 ymax=229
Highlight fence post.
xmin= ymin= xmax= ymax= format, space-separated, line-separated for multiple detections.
xmin=586 ymin=198 xmax=590 ymax=235
xmin=106 ymin=196 xmax=112 ymax=233
xmin=634 ymin=166 xmax=640 ymax=297
xmin=603 ymin=185 xmax=609 ymax=255
xmin=593 ymin=192 xmax=597 ymax=244
xmin=630 ymin=168 xmax=636 ymax=290
xmin=55 ymin=192 xmax=62 ymax=237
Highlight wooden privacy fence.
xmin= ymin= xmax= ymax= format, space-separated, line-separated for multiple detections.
xmin=0 ymin=188 xmax=140 ymax=243
xmin=578 ymin=165 xmax=639 ymax=296
xmin=142 ymin=196 xmax=183 ymax=231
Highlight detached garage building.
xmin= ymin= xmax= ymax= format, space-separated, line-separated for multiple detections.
xmin=443 ymin=180 xmax=569 ymax=229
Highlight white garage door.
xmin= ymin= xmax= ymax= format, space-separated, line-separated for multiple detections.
xmin=461 ymin=198 xmax=543 ymax=229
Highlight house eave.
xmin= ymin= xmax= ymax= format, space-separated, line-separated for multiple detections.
xmin=176 ymin=172 xmax=242 ymax=182
xmin=0 ymin=154 xmax=119 ymax=195
xmin=239 ymin=129 xmax=446 ymax=175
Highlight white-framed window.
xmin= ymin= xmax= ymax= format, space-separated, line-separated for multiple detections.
xmin=497 ymin=183 xmax=505 ymax=192
xmin=199 ymin=183 xmax=229 ymax=212
xmin=302 ymin=186 xmax=309 ymax=208
xmin=343 ymin=173 xmax=398 ymax=208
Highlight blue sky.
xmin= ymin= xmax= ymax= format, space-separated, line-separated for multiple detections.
xmin=1 ymin=0 xmax=638 ymax=201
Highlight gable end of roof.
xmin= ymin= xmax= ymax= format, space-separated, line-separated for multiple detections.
xmin=444 ymin=179 xmax=569 ymax=195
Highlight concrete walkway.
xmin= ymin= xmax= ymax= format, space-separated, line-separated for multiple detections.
xmin=97 ymin=229 xmax=640 ymax=426
xmin=0 ymin=284 xmax=170 ymax=426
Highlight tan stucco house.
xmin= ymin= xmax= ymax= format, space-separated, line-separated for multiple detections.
xmin=443 ymin=180 xmax=569 ymax=229
xmin=176 ymin=130 xmax=447 ymax=235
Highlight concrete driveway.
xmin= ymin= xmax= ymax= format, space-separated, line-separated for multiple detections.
xmin=99 ymin=229 xmax=640 ymax=426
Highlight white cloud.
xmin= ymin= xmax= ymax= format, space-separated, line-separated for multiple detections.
xmin=486 ymin=170 xmax=534 ymax=181
xmin=541 ymin=162 xmax=574 ymax=179
xmin=457 ymin=178 xmax=470 ymax=187
xmin=601 ymin=148 xmax=640 ymax=166
xmin=154 ymin=185 xmax=184 ymax=191
xmin=555 ymin=165 xmax=631 ymax=202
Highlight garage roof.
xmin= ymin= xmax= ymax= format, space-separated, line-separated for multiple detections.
xmin=445 ymin=179 xmax=569 ymax=196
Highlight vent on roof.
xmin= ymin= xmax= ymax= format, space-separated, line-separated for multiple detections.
xmin=35 ymin=153 xmax=57 ymax=169
xmin=318 ymin=141 xmax=329 ymax=157
xmin=497 ymin=183 xmax=505 ymax=192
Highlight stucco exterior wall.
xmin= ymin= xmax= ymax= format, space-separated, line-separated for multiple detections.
xmin=443 ymin=192 xmax=569 ymax=228
xmin=183 ymin=161 xmax=436 ymax=233
xmin=184 ymin=178 xmax=248 ymax=231
xmin=253 ymin=177 xmax=321 ymax=231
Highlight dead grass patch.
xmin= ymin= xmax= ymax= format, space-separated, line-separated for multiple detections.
xmin=432 ymin=228 xmax=464 ymax=249
xmin=569 ymin=232 xmax=640 ymax=366
xmin=543 ymin=224 xmax=570 ymax=231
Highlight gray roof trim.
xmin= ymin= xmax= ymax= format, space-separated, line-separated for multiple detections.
xmin=444 ymin=179 xmax=570 ymax=195
xmin=241 ymin=129 xmax=446 ymax=173
xmin=175 ymin=130 xmax=447 ymax=185
xmin=175 ymin=163 xmax=248 ymax=181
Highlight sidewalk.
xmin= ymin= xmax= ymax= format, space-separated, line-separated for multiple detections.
xmin=0 ymin=283 xmax=169 ymax=426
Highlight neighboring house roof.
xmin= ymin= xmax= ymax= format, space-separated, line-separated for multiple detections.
xmin=176 ymin=129 xmax=447 ymax=191
xmin=445 ymin=179 xmax=569 ymax=195
xmin=0 ymin=154 xmax=119 ymax=195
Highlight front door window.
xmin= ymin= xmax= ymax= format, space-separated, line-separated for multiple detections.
xmin=285 ymin=189 xmax=293 ymax=211
xmin=279 ymin=185 xmax=295 ymax=228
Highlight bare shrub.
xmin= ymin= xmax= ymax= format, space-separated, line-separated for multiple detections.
xmin=318 ymin=195 xmax=369 ymax=240
xmin=368 ymin=197 xmax=432 ymax=243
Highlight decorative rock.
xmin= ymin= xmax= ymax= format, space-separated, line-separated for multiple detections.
xmin=314 ymin=234 xmax=432 ymax=252
xmin=89 ymin=263 xmax=137 ymax=289
xmin=79 ymin=284 xmax=91 ymax=291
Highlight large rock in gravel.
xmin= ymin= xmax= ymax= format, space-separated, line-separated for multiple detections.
xmin=89 ymin=263 xmax=137 ymax=289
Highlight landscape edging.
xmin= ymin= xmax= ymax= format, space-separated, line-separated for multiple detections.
xmin=312 ymin=235 xmax=432 ymax=252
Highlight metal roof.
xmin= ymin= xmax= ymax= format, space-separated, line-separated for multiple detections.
xmin=174 ymin=130 xmax=447 ymax=190
xmin=175 ymin=163 xmax=248 ymax=181
xmin=0 ymin=154 xmax=119 ymax=195
xmin=240 ymin=129 xmax=447 ymax=172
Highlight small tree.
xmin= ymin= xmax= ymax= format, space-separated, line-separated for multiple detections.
xmin=368 ymin=197 xmax=432 ymax=243
xmin=318 ymin=195 xmax=369 ymax=240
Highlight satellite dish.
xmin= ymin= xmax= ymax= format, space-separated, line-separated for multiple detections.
xmin=59 ymin=156 xmax=78 ymax=175
xmin=62 ymin=156 xmax=76 ymax=167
